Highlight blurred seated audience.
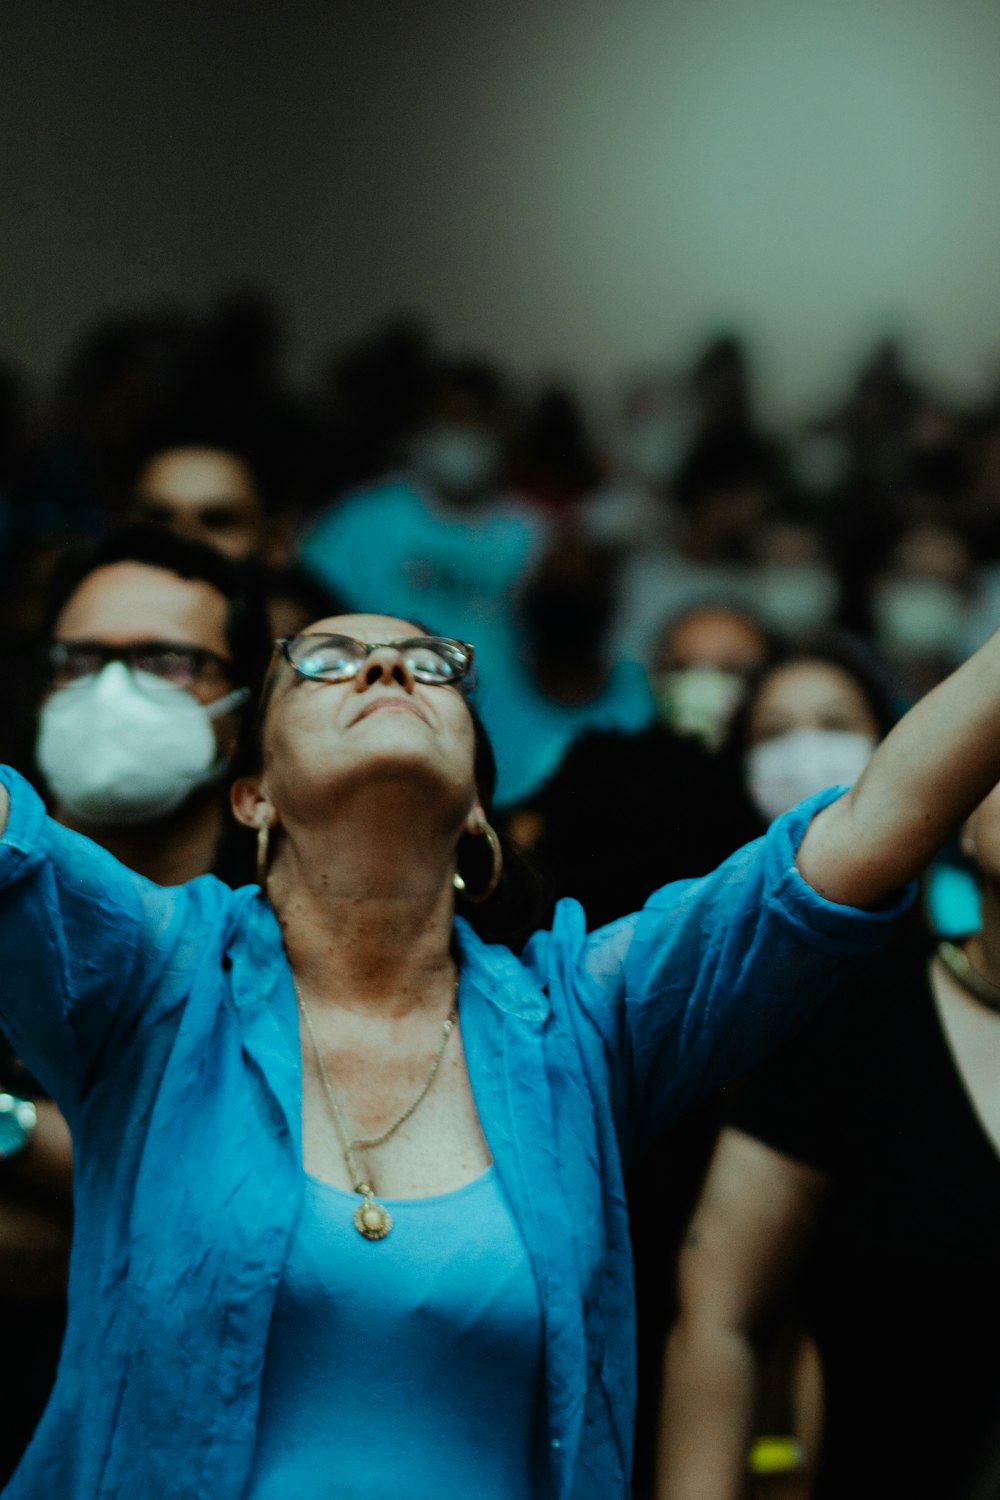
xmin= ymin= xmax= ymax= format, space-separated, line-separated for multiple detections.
xmin=750 ymin=513 xmax=841 ymax=637
xmin=869 ymin=520 xmax=977 ymax=705
xmin=581 ymin=375 xmax=691 ymax=553
xmin=319 ymin=315 xmax=434 ymax=495
xmin=299 ymin=354 xmax=546 ymax=686
xmin=509 ymin=385 xmax=603 ymax=516
xmin=475 ymin=532 xmax=654 ymax=808
xmin=26 ymin=310 xmax=193 ymax=538
xmin=609 ymin=423 xmax=785 ymax=667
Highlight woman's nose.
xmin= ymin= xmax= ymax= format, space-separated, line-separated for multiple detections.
xmin=355 ymin=647 xmax=415 ymax=691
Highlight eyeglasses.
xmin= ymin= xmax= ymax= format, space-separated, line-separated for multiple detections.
xmin=275 ymin=634 xmax=475 ymax=688
xmin=46 ymin=640 xmax=236 ymax=689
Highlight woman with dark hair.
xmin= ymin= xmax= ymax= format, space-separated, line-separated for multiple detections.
xmin=728 ymin=631 xmax=897 ymax=830
xmin=3 ymin=610 xmax=1000 ymax=1498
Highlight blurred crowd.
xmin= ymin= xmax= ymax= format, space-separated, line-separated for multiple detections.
xmin=4 ymin=288 xmax=1000 ymax=1496
xmin=6 ymin=292 xmax=1000 ymax=779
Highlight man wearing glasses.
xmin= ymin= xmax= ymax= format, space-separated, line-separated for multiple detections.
xmin=36 ymin=524 xmax=272 ymax=884
xmin=0 ymin=524 xmax=271 ymax=1483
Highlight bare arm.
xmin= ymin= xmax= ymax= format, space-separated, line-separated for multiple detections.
xmin=798 ymin=630 xmax=1000 ymax=907
xmin=656 ymin=1129 xmax=827 ymax=1500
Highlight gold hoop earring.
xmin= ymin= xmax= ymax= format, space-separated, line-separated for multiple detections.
xmin=256 ymin=820 xmax=271 ymax=890
xmin=452 ymin=821 xmax=502 ymax=903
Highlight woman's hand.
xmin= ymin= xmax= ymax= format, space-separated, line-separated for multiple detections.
xmin=796 ymin=629 xmax=1000 ymax=908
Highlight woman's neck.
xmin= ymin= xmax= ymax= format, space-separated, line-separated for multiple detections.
xmin=267 ymin=805 xmax=460 ymax=1017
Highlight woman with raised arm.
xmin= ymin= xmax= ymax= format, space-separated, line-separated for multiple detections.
xmin=0 ymin=611 xmax=999 ymax=1500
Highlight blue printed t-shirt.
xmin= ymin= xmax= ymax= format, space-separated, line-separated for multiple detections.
xmin=297 ymin=475 xmax=545 ymax=683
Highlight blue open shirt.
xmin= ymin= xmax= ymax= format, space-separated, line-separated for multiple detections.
xmin=0 ymin=767 xmax=908 ymax=1499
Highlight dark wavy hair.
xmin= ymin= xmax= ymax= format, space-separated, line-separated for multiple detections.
xmin=726 ymin=627 xmax=900 ymax=758
xmin=41 ymin=522 xmax=273 ymax=699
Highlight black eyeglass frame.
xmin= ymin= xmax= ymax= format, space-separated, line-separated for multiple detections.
xmin=45 ymin=639 xmax=237 ymax=688
xmin=274 ymin=633 xmax=476 ymax=689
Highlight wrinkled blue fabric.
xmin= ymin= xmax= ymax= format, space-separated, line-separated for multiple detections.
xmin=0 ymin=767 xmax=909 ymax=1499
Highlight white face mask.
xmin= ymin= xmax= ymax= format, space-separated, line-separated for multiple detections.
xmin=745 ymin=726 xmax=876 ymax=823
xmin=36 ymin=662 xmax=248 ymax=826
xmin=411 ymin=424 xmax=499 ymax=496
xmin=653 ymin=667 xmax=747 ymax=750
xmin=874 ymin=577 xmax=968 ymax=658
xmin=755 ymin=562 xmax=840 ymax=633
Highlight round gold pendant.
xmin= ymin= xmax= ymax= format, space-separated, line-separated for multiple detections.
xmin=354 ymin=1196 xmax=392 ymax=1241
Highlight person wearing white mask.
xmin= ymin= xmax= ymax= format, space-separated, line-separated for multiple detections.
xmin=0 ymin=524 xmax=271 ymax=1485
xmin=870 ymin=521 xmax=976 ymax=704
xmin=299 ymin=357 xmax=546 ymax=691
xmin=651 ymin=601 xmax=773 ymax=752
xmin=739 ymin=637 xmax=893 ymax=826
xmin=36 ymin=523 xmax=272 ymax=885
xmin=751 ymin=515 xmax=843 ymax=637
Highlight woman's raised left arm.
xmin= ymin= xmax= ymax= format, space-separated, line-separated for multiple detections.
xmin=797 ymin=628 xmax=1000 ymax=908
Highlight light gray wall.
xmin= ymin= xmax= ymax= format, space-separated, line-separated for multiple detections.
xmin=6 ymin=0 xmax=1000 ymax=420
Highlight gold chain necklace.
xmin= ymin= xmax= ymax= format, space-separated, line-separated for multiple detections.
xmin=296 ymin=979 xmax=459 ymax=1241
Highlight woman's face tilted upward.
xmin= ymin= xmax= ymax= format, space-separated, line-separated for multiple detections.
xmin=249 ymin=613 xmax=482 ymax=831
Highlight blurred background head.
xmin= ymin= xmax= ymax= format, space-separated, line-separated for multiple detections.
xmin=732 ymin=633 xmax=898 ymax=825
xmin=128 ymin=444 xmax=270 ymax=561
xmin=407 ymin=357 xmax=509 ymax=506
xmin=651 ymin=601 xmax=773 ymax=749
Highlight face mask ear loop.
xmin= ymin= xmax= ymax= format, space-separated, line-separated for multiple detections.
xmin=207 ymin=686 xmax=250 ymax=720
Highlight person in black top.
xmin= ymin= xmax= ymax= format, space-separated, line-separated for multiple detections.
xmin=657 ymin=774 xmax=1000 ymax=1499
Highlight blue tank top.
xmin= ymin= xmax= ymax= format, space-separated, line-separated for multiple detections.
xmin=246 ymin=1166 xmax=548 ymax=1499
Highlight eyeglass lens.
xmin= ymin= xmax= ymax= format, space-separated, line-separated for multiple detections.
xmin=284 ymin=635 xmax=470 ymax=684
xmin=49 ymin=642 xmax=230 ymax=688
